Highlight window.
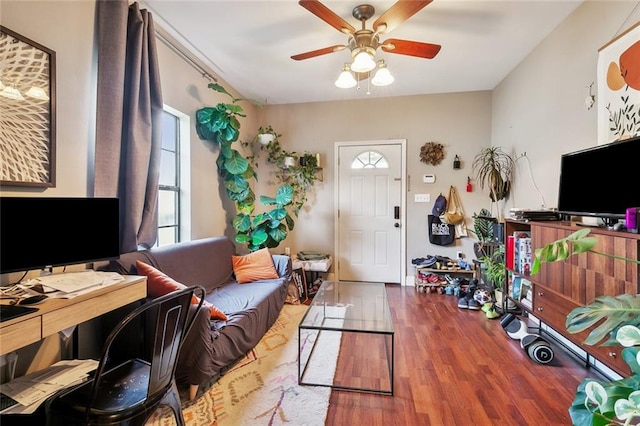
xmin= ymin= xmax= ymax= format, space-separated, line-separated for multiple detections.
xmin=351 ymin=150 xmax=389 ymax=169
xmin=157 ymin=106 xmax=190 ymax=247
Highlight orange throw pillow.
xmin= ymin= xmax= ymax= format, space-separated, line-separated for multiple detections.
xmin=135 ymin=260 xmax=227 ymax=321
xmin=231 ymin=248 xmax=279 ymax=284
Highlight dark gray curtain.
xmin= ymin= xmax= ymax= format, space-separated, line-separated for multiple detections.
xmin=94 ymin=0 xmax=163 ymax=253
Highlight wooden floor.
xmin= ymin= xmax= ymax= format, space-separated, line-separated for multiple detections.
xmin=325 ymin=284 xmax=606 ymax=425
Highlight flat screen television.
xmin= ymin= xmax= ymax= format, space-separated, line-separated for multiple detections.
xmin=0 ymin=197 xmax=120 ymax=274
xmin=557 ymin=136 xmax=640 ymax=224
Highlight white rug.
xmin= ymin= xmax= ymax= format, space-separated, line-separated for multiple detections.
xmin=146 ymin=303 xmax=344 ymax=426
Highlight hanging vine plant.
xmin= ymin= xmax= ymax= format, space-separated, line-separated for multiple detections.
xmin=195 ymin=83 xmax=294 ymax=251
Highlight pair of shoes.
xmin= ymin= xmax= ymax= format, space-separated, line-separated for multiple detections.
xmin=457 ymin=297 xmax=469 ymax=309
xmin=412 ymin=256 xmax=437 ymax=267
xmin=467 ymin=297 xmax=481 ymax=310
xmin=482 ymin=302 xmax=500 ymax=319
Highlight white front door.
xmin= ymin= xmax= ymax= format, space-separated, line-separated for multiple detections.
xmin=335 ymin=141 xmax=405 ymax=284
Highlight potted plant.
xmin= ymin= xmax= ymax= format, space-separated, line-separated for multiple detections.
xmin=242 ymin=129 xmax=322 ymax=215
xmin=472 ymin=147 xmax=517 ymax=215
xmin=195 ymin=83 xmax=295 ymax=251
xmin=256 ymin=125 xmax=280 ymax=146
xmin=532 ymin=229 xmax=640 ymax=425
xmin=471 ymin=208 xmax=499 ymax=259
xmin=479 ymin=244 xmax=508 ymax=305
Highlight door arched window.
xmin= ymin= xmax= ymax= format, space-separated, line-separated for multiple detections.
xmin=350 ymin=150 xmax=389 ymax=169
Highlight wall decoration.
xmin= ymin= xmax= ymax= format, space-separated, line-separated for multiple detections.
xmin=419 ymin=141 xmax=445 ymax=166
xmin=597 ymin=21 xmax=640 ymax=145
xmin=0 ymin=26 xmax=56 ymax=187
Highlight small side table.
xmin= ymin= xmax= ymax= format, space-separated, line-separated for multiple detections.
xmin=291 ymin=256 xmax=333 ymax=297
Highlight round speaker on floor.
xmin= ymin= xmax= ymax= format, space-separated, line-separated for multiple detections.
xmin=521 ymin=335 xmax=554 ymax=364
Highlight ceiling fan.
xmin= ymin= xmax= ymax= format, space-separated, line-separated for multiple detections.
xmin=291 ymin=0 xmax=441 ymax=66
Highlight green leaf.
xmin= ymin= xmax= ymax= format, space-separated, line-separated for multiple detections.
xmin=224 ymin=173 xmax=249 ymax=193
xmin=268 ymin=207 xmax=288 ymax=221
xmin=566 ymin=294 xmax=640 ymax=345
xmin=259 ymin=195 xmax=277 ymax=206
xmin=275 ymin=184 xmax=294 ymax=205
xmin=224 ymin=152 xmax=249 ymax=175
xmin=232 ymin=213 xmax=251 ymax=232
xmin=268 ymin=222 xmax=288 ymax=242
xmin=250 ymin=228 xmax=268 ymax=246
xmin=618 ymin=326 xmax=640 ymax=347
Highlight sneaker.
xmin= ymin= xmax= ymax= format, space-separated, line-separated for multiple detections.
xmin=486 ymin=308 xmax=501 ymax=319
xmin=467 ymin=298 xmax=481 ymax=310
xmin=457 ymin=297 xmax=469 ymax=309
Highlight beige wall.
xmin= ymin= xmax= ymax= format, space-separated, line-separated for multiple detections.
xmin=492 ymin=1 xmax=640 ymax=212
xmin=2 ymin=0 xmax=637 ymax=276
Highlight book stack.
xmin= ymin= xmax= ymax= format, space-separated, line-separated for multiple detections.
xmin=506 ymin=231 xmax=532 ymax=275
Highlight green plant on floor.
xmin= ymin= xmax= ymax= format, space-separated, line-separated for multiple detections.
xmin=471 ymin=208 xmax=500 ymax=259
xmin=533 ymin=228 xmax=640 ymax=425
xmin=480 ymin=245 xmax=505 ymax=292
xmin=195 ymin=83 xmax=295 ymax=251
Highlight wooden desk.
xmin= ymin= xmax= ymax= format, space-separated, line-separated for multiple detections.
xmin=0 ymin=275 xmax=147 ymax=355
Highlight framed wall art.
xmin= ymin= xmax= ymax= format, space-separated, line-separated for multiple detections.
xmin=597 ymin=21 xmax=640 ymax=145
xmin=0 ymin=26 xmax=56 ymax=187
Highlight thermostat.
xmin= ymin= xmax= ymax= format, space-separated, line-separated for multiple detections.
xmin=423 ymin=174 xmax=436 ymax=183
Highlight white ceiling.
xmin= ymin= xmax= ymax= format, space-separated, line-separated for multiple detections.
xmin=143 ymin=0 xmax=584 ymax=105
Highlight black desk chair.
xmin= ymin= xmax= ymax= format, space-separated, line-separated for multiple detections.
xmin=45 ymin=286 xmax=204 ymax=426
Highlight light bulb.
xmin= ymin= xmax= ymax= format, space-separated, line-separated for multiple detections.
xmin=335 ymin=64 xmax=357 ymax=88
xmin=350 ymin=49 xmax=376 ymax=73
xmin=372 ymin=61 xmax=394 ymax=87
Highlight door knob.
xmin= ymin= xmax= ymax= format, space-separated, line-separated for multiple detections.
xmin=394 ymin=223 xmax=400 ymax=228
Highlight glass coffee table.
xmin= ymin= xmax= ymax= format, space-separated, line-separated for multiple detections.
xmin=298 ymin=281 xmax=394 ymax=395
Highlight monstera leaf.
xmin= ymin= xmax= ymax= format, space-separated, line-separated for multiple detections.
xmin=566 ymin=294 xmax=640 ymax=346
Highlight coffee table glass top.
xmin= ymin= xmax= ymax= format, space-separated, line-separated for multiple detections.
xmin=299 ymin=281 xmax=393 ymax=334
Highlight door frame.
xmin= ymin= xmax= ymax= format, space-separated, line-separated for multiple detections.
xmin=333 ymin=139 xmax=407 ymax=285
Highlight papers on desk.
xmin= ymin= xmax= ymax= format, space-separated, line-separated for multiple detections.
xmin=1 ymin=359 xmax=98 ymax=414
xmin=21 ymin=271 xmax=124 ymax=298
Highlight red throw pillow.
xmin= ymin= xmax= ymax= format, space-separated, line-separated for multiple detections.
xmin=135 ymin=260 xmax=227 ymax=321
xmin=231 ymin=248 xmax=279 ymax=284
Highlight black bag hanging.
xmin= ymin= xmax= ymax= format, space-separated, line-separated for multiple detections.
xmin=428 ymin=214 xmax=455 ymax=246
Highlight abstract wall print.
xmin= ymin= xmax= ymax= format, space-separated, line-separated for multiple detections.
xmin=597 ymin=21 xmax=640 ymax=145
xmin=0 ymin=26 xmax=56 ymax=187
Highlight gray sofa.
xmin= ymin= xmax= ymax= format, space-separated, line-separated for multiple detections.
xmin=106 ymin=236 xmax=291 ymax=398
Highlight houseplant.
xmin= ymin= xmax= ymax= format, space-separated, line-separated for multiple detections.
xmin=195 ymin=83 xmax=295 ymax=251
xmin=243 ymin=132 xmax=321 ymax=215
xmin=532 ymin=228 xmax=640 ymax=425
xmin=472 ymin=147 xmax=517 ymax=215
xmin=471 ymin=208 xmax=499 ymax=259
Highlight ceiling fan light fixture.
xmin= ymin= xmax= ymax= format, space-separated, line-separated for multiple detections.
xmin=350 ymin=48 xmax=376 ymax=73
xmin=371 ymin=60 xmax=394 ymax=87
xmin=335 ymin=63 xmax=357 ymax=88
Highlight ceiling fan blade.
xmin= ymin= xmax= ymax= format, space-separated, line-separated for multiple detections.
xmin=291 ymin=45 xmax=346 ymax=61
xmin=299 ymin=0 xmax=355 ymax=34
xmin=381 ymin=38 xmax=441 ymax=59
xmin=373 ymin=0 xmax=433 ymax=34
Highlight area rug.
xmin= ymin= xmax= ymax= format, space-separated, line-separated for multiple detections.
xmin=146 ymin=303 xmax=342 ymax=426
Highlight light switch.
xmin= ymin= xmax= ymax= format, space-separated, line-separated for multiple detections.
xmin=414 ymin=193 xmax=430 ymax=203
